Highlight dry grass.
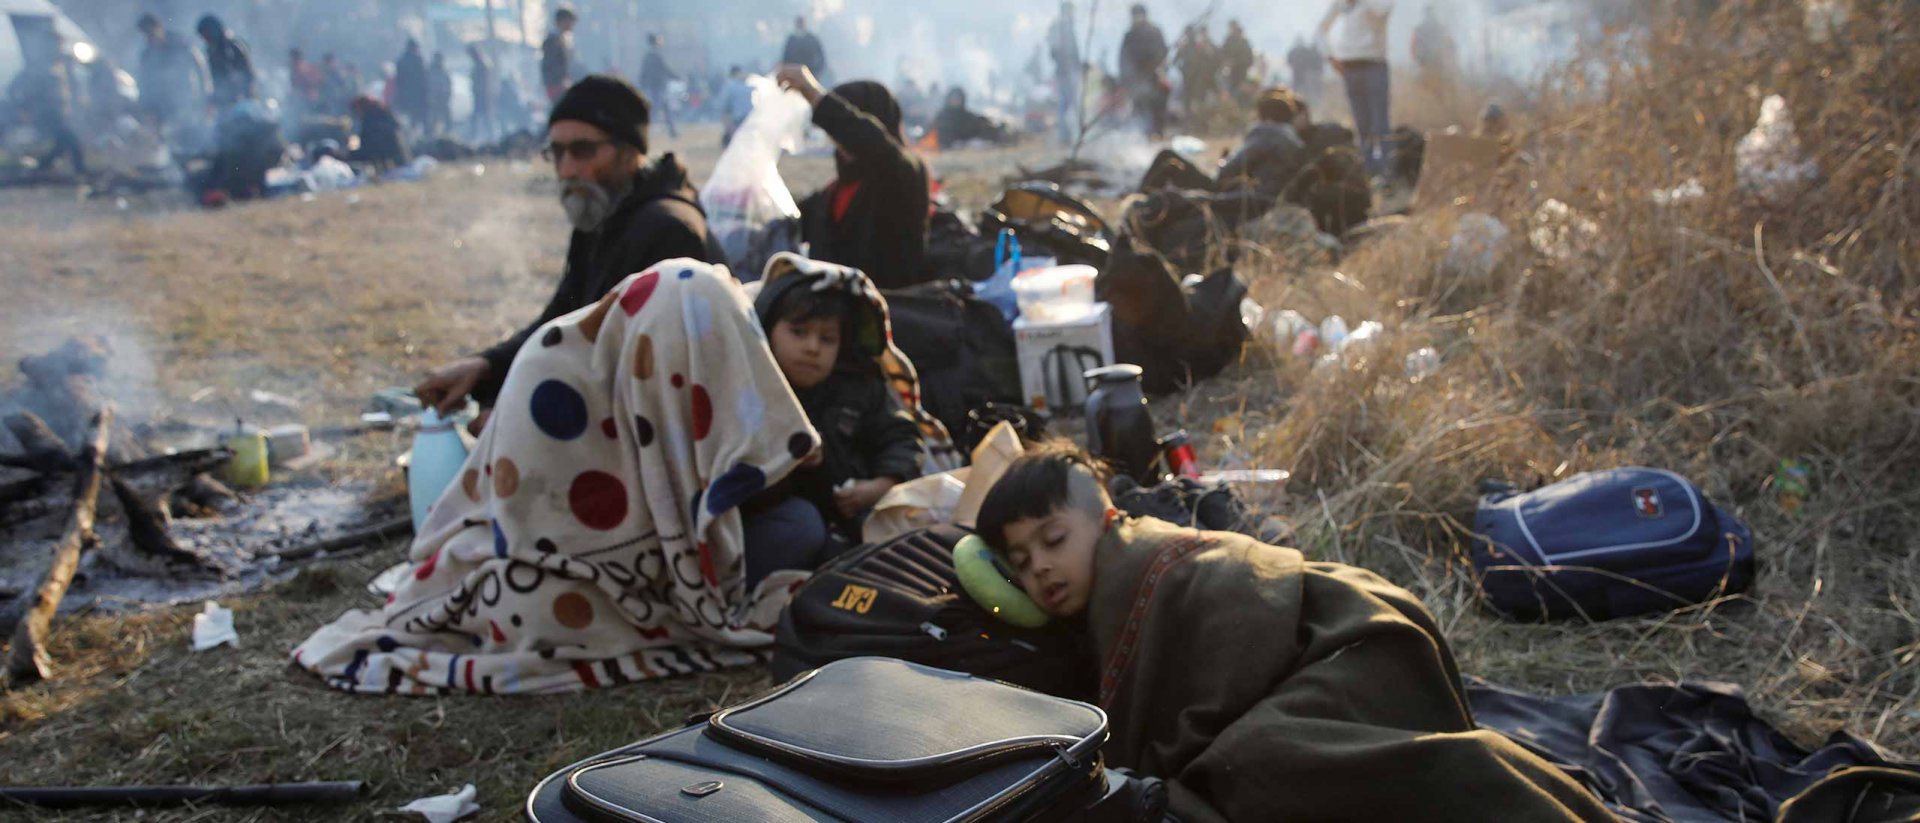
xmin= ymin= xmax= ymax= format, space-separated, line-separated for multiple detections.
xmin=2 ymin=7 xmax=1918 ymax=816
xmin=1202 ymin=0 xmax=1920 ymax=756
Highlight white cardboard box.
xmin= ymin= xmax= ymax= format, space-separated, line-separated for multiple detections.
xmin=1014 ymin=303 xmax=1115 ymax=415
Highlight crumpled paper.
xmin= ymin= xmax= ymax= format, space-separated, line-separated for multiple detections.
xmin=398 ymin=784 xmax=480 ymax=823
xmin=189 ymin=602 xmax=239 ymax=651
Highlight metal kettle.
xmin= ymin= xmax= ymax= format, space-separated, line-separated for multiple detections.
xmin=1083 ymin=364 xmax=1159 ymax=483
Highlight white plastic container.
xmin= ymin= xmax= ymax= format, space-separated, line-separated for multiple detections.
xmin=1011 ymin=264 xmax=1098 ymax=323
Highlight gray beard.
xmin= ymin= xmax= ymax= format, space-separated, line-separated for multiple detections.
xmin=560 ymin=176 xmax=631 ymax=232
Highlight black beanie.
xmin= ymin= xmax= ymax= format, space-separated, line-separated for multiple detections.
xmin=549 ymin=74 xmax=651 ymax=154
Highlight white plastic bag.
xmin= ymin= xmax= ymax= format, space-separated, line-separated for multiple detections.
xmin=190 ymin=601 xmax=239 ymax=651
xmin=1736 ymin=94 xmax=1818 ymax=202
xmin=398 ymin=784 xmax=479 ymax=823
xmin=701 ymin=76 xmax=812 ymax=278
xmin=1444 ymin=213 xmax=1510 ymax=279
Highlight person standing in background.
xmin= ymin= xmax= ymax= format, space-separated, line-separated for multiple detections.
xmin=1119 ymin=4 xmax=1168 ymax=138
xmin=541 ymin=6 xmax=578 ymax=103
xmin=1172 ymin=23 xmax=1220 ymax=121
xmin=1219 ymin=20 xmax=1256 ymax=104
xmin=289 ymin=48 xmax=323 ymax=120
xmin=196 ymin=14 xmax=255 ymax=108
xmin=780 ymin=17 xmax=829 ymax=82
xmin=639 ymin=33 xmax=678 ymax=140
xmin=136 ymin=15 xmax=209 ymax=131
xmin=1317 ymin=0 xmax=1394 ymax=178
xmin=11 ymin=36 xmax=85 ymax=176
xmin=467 ymin=44 xmax=496 ymax=142
xmin=394 ymin=39 xmax=429 ymax=132
xmin=1047 ymin=1 xmax=1082 ymax=146
xmin=1287 ymin=36 xmax=1325 ymax=111
xmin=717 ymin=65 xmax=754 ymax=147
xmin=428 ymin=52 xmax=453 ymax=137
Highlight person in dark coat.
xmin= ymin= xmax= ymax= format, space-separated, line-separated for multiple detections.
xmin=348 ymin=95 xmax=410 ymax=171
xmin=638 ymin=33 xmax=677 ymax=139
xmin=1287 ymin=36 xmax=1326 ymax=110
xmin=136 ymin=14 xmax=210 ymax=130
xmin=415 ymin=75 xmax=725 ymax=418
xmin=394 ymin=39 xmax=430 ymax=131
xmin=540 ymin=6 xmax=577 ymax=102
xmin=780 ymin=16 xmax=828 ymax=80
xmin=1119 ymin=4 xmax=1168 ymax=137
xmin=1216 ymin=87 xmax=1312 ymax=201
xmin=467 ymin=44 xmax=495 ymax=141
xmin=195 ymin=14 xmax=254 ymax=107
xmin=1172 ymin=24 xmax=1219 ymax=118
xmin=775 ymin=66 xmax=930 ymax=291
xmin=746 ymin=267 xmax=924 ymax=565
xmin=1219 ymin=20 xmax=1256 ymax=101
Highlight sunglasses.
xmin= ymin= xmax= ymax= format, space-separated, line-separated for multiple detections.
xmin=542 ymin=138 xmax=613 ymax=162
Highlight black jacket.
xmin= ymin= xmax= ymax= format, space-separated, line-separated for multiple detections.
xmin=640 ymin=49 xmax=675 ymax=93
xmin=787 ymin=371 xmax=924 ymax=530
xmin=395 ymin=49 xmax=429 ymax=119
xmin=1217 ymin=121 xmax=1311 ymax=199
xmin=473 ymin=155 xmax=725 ymax=403
xmin=781 ymin=32 xmax=828 ymax=76
xmin=797 ymin=93 xmax=930 ymax=291
xmin=540 ymin=32 xmax=571 ymax=91
xmin=1120 ymin=22 xmax=1168 ymax=86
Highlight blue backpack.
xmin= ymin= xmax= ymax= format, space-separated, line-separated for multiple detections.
xmin=1470 ymin=467 xmax=1756 ymax=620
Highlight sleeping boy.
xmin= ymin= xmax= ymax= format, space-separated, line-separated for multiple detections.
xmin=740 ymin=259 xmax=924 ymax=585
xmin=974 ymin=442 xmax=1613 ymax=823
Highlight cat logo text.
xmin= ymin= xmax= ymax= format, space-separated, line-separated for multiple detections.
xmin=831 ymin=584 xmax=878 ymax=614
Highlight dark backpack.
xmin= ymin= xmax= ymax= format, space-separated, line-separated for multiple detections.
xmin=885 ymin=281 xmax=1023 ymax=450
xmin=1095 ymin=238 xmax=1249 ymax=395
xmin=772 ymin=526 xmax=1095 ymax=701
xmin=979 ymin=182 xmax=1114 ymax=268
xmin=1470 ymin=467 xmax=1757 ymax=621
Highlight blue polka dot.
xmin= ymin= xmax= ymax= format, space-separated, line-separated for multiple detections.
xmin=690 ymin=489 xmax=704 ymax=519
xmin=529 ymin=380 xmax=589 ymax=440
xmin=493 ymin=521 xmax=509 ymax=558
xmin=376 ymin=636 xmax=399 ymax=652
xmin=705 ymin=463 xmax=768 ymax=516
xmin=679 ymin=268 xmax=695 ymax=280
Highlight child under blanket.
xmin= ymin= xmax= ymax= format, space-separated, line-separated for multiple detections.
xmin=973 ymin=442 xmax=1616 ymax=823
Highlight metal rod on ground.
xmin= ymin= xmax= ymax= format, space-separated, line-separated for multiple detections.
xmin=4 ymin=406 xmax=111 ymax=687
xmin=0 ymin=781 xmax=367 ymax=809
xmin=269 ymin=515 xmax=415 ymax=563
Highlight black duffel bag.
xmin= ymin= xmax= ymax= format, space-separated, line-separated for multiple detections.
xmin=526 ymin=657 xmax=1164 ymax=823
xmin=772 ymin=525 xmax=1094 ymax=700
xmin=887 ymin=281 xmax=1023 ymax=451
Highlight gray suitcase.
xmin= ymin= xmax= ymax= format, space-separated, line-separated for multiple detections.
xmin=525 ymin=657 xmax=1138 ymax=822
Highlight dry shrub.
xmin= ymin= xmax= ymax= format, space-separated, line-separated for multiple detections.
xmin=1237 ymin=0 xmax=1920 ymax=753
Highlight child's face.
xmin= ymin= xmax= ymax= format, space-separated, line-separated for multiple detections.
xmin=769 ymin=315 xmax=841 ymax=390
xmin=1000 ymin=505 xmax=1104 ymax=618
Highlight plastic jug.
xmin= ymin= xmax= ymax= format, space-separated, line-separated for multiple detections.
xmin=1083 ymin=364 xmax=1160 ymax=483
xmin=408 ymin=409 xmax=470 ymax=531
xmin=222 ymin=426 xmax=270 ymax=489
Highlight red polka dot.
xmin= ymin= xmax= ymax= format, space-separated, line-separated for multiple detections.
xmin=619 ymin=271 xmax=660 ymax=315
xmin=569 ymin=471 xmax=629 ymax=530
xmin=691 ymin=385 xmax=714 ymax=441
xmin=413 ymin=550 xmax=440 ymax=580
xmin=671 ymin=373 xmax=685 ymax=389
xmin=601 ymin=418 xmax=618 ymax=439
xmin=489 ymin=619 xmax=507 ymax=644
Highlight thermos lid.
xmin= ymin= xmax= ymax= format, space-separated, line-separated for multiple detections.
xmin=1084 ymin=364 xmax=1144 ymax=383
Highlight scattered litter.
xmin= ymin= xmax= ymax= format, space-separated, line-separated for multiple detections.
xmin=1736 ymin=94 xmax=1818 ymax=201
xmin=1803 ymin=0 xmax=1848 ymax=42
xmin=1170 ymin=135 xmax=1207 ymax=164
xmin=1199 ymin=469 xmax=1290 ymax=485
xmin=1650 ymin=179 xmax=1706 ymax=206
xmin=1238 ymin=298 xmax=1265 ymax=332
xmin=469 ymin=163 xmax=486 ymax=177
xmin=368 ymin=560 xmax=411 ymax=597
xmin=1405 ymin=347 xmax=1442 ymax=381
xmin=114 ymin=197 xmax=129 ymax=211
xmin=1772 ymin=458 xmax=1812 ymax=513
xmin=1444 ymin=213 xmax=1511 ymax=278
xmin=1319 ymin=315 xmax=1351 ymax=349
xmin=249 ymin=389 xmax=301 ymax=408
xmin=190 ymin=602 xmax=239 ymax=650
xmin=1529 ymin=199 xmax=1602 ymax=261
xmin=398 ymin=784 xmax=479 ymax=823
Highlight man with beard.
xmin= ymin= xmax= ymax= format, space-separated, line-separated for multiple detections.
xmin=414 ymin=76 xmax=724 ymax=420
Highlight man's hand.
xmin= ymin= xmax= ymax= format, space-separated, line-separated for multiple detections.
xmin=415 ymin=356 xmax=489 ymax=415
xmin=774 ymin=64 xmax=826 ymax=106
xmin=833 ymin=477 xmax=897 ymax=520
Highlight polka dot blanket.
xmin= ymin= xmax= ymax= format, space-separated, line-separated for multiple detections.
xmin=294 ymin=260 xmax=820 ymax=694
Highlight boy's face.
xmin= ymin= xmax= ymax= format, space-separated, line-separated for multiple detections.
xmin=1000 ymin=504 xmax=1104 ymax=619
xmin=770 ymin=315 xmax=841 ymax=390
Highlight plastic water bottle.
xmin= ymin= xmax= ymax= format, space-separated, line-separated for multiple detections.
xmin=408 ymin=409 xmax=470 ymax=531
